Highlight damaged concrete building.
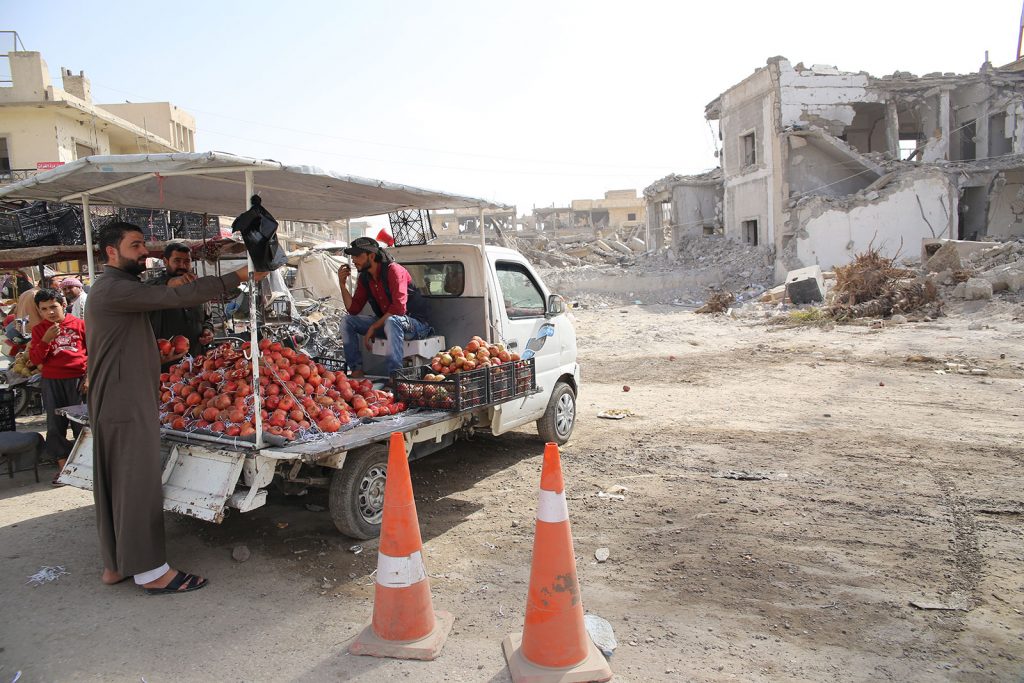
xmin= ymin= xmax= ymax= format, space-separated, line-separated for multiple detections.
xmin=531 ymin=190 xmax=647 ymax=235
xmin=643 ymin=168 xmax=723 ymax=252
xmin=680 ymin=56 xmax=1024 ymax=281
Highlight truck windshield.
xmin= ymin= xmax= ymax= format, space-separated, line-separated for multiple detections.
xmin=401 ymin=261 xmax=465 ymax=297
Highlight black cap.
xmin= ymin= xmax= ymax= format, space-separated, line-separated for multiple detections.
xmin=343 ymin=237 xmax=382 ymax=256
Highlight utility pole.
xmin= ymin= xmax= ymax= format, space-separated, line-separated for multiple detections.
xmin=1017 ymin=0 xmax=1024 ymax=60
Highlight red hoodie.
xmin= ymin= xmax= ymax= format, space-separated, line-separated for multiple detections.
xmin=30 ymin=314 xmax=87 ymax=379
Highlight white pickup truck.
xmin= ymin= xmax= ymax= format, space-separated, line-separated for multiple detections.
xmin=59 ymin=242 xmax=580 ymax=539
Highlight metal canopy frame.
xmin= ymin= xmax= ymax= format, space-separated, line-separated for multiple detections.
xmin=0 ymin=151 xmax=510 ymax=450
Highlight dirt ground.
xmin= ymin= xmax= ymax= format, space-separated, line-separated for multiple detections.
xmin=2 ymin=299 xmax=1023 ymax=682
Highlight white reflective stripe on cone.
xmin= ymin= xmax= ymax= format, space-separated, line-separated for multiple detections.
xmin=376 ymin=550 xmax=427 ymax=588
xmin=536 ymin=489 xmax=569 ymax=523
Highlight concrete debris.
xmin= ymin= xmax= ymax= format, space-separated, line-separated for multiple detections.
xmin=925 ymin=243 xmax=962 ymax=273
xmin=962 ymin=278 xmax=994 ymax=301
xmin=982 ymin=264 xmax=1024 ymax=293
xmin=231 ymin=545 xmax=251 ymax=562
xmin=785 ymin=265 xmax=825 ymax=304
xmin=583 ymin=614 xmax=618 ymax=658
xmin=961 ymin=240 xmax=1024 ymax=272
xmin=608 ymin=240 xmax=634 ymax=256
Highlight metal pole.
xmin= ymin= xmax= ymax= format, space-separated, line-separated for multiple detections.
xmin=245 ymin=170 xmax=264 ymax=449
xmin=82 ymin=194 xmax=95 ymax=282
xmin=1018 ymin=0 xmax=1024 ymax=59
xmin=479 ymin=207 xmax=491 ymax=343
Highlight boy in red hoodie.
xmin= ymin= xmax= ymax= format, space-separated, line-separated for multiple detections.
xmin=30 ymin=288 xmax=87 ymax=485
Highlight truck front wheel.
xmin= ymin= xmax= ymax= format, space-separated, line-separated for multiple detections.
xmin=329 ymin=443 xmax=389 ymax=539
xmin=536 ymin=380 xmax=576 ymax=445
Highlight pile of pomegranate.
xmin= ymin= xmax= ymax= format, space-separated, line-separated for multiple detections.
xmin=158 ymin=339 xmax=403 ymax=442
xmin=421 ymin=335 xmax=519 ymax=380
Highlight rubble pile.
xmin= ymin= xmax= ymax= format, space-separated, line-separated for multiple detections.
xmin=523 ymin=233 xmax=645 ymax=268
xmin=674 ymin=237 xmax=773 ymax=285
xmin=953 ymin=240 xmax=1024 ymax=299
xmin=530 ymin=235 xmax=773 ymax=307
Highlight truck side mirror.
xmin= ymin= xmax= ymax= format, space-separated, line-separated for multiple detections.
xmin=546 ymin=294 xmax=565 ymax=318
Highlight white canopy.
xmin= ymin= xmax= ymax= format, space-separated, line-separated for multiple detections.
xmin=0 ymin=151 xmax=508 ymax=220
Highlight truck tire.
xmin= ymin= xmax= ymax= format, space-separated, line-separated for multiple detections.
xmin=536 ymin=380 xmax=576 ymax=445
xmin=329 ymin=443 xmax=389 ymax=539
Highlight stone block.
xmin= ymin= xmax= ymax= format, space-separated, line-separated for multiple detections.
xmin=963 ymin=278 xmax=993 ymax=301
xmin=925 ymin=242 xmax=961 ymax=273
xmin=607 ymin=240 xmax=633 ymax=255
xmin=921 ymin=238 xmax=1000 ymax=264
xmin=982 ymin=264 xmax=1024 ymax=293
xmin=784 ymin=265 xmax=824 ymax=304
xmin=628 ymin=236 xmax=646 ymax=252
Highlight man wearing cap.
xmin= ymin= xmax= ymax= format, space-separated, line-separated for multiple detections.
xmin=337 ymin=237 xmax=432 ymax=377
xmin=60 ymin=277 xmax=88 ymax=319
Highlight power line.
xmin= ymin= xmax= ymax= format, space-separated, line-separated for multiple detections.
xmin=200 ymin=126 xmax=668 ymax=180
xmin=81 ymin=78 xmax=689 ymax=172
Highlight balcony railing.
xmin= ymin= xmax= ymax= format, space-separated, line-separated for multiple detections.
xmin=0 ymin=169 xmax=38 ymax=186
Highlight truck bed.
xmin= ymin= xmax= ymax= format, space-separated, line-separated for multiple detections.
xmin=59 ymin=403 xmax=464 ymax=461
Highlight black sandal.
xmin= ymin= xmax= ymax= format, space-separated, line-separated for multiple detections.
xmin=144 ymin=571 xmax=208 ymax=595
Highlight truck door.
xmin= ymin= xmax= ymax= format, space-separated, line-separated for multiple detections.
xmin=488 ymin=259 xmax=570 ymax=433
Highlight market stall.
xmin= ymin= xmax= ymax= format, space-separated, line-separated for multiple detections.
xmin=0 ymin=151 xmax=507 ymax=448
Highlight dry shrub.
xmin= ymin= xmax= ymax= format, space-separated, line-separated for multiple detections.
xmin=695 ymin=291 xmax=735 ymax=314
xmin=828 ymin=248 xmax=938 ymax=321
xmin=831 ymin=249 xmax=917 ymax=306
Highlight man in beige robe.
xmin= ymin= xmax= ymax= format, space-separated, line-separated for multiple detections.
xmin=86 ymin=221 xmax=264 ymax=594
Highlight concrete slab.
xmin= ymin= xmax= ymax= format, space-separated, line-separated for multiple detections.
xmin=785 ymin=265 xmax=824 ymax=304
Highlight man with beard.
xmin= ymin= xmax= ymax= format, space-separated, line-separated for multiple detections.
xmin=149 ymin=243 xmax=215 ymax=368
xmin=337 ymin=236 xmax=432 ymax=377
xmin=86 ymin=221 xmax=265 ymax=594
xmin=59 ymin=277 xmax=88 ymax=319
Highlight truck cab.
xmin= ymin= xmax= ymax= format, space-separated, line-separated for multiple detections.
xmin=386 ymin=243 xmax=579 ymax=443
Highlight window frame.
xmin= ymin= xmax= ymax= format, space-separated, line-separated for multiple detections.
xmin=740 ymin=129 xmax=757 ymax=167
xmin=399 ymin=260 xmax=466 ymax=298
xmin=495 ymin=260 xmax=547 ymax=319
xmin=741 ymin=219 xmax=759 ymax=246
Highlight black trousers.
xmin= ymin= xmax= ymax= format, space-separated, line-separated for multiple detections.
xmin=41 ymin=377 xmax=84 ymax=463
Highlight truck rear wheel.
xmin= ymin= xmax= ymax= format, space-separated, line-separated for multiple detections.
xmin=536 ymin=380 xmax=576 ymax=445
xmin=329 ymin=443 xmax=389 ymax=539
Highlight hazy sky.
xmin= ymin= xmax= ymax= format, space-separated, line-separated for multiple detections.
xmin=6 ymin=1 xmax=1020 ymax=215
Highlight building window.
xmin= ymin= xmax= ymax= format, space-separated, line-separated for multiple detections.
xmin=899 ymin=136 xmax=921 ymax=161
xmin=0 ymin=137 xmax=10 ymax=172
xmin=741 ymin=132 xmax=757 ymax=166
xmin=659 ymin=202 xmax=672 ymax=230
xmin=75 ymin=143 xmax=94 ymax=160
xmin=742 ymin=219 xmax=758 ymax=246
xmin=627 ymin=212 xmax=636 ymax=221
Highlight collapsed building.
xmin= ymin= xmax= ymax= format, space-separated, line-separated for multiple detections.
xmin=649 ymin=56 xmax=1024 ymax=283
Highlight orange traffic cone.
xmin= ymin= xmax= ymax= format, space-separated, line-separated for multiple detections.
xmin=502 ymin=442 xmax=613 ymax=682
xmin=349 ymin=432 xmax=453 ymax=660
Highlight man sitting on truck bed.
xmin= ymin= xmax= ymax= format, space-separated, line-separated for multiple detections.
xmin=338 ymin=237 xmax=432 ymax=377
